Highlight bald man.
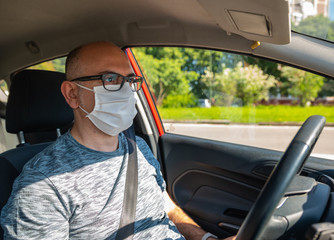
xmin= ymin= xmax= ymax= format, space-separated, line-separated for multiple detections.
xmin=1 ymin=42 xmax=234 ymax=240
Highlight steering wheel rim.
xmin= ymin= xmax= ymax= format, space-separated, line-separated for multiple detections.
xmin=235 ymin=115 xmax=326 ymax=240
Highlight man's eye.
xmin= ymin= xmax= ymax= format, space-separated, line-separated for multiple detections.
xmin=104 ymin=74 xmax=117 ymax=82
xmin=105 ymin=77 xmax=114 ymax=82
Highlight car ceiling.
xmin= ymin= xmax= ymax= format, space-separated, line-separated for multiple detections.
xmin=1 ymin=0 xmax=334 ymax=82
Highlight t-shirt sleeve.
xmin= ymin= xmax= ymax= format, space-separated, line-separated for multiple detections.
xmin=1 ymin=167 xmax=70 ymax=240
xmin=136 ymin=136 xmax=166 ymax=192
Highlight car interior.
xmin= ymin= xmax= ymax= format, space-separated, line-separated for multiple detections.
xmin=0 ymin=70 xmax=74 ymax=234
xmin=1 ymin=0 xmax=334 ymax=239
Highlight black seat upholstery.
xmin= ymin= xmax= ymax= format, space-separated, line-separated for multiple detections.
xmin=6 ymin=70 xmax=74 ymax=144
xmin=0 ymin=70 xmax=74 ymax=238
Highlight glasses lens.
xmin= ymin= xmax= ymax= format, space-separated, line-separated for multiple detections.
xmin=102 ymin=73 xmax=122 ymax=91
xmin=129 ymin=76 xmax=143 ymax=92
xmin=101 ymin=73 xmax=143 ymax=92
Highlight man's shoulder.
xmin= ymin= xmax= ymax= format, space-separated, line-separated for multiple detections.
xmin=23 ymin=132 xmax=75 ymax=174
xmin=135 ymin=135 xmax=148 ymax=147
xmin=135 ymin=136 xmax=153 ymax=157
xmin=134 ymin=135 xmax=162 ymax=169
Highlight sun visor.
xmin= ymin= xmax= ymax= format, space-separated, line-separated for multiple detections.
xmin=197 ymin=0 xmax=290 ymax=44
xmin=228 ymin=11 xmax=271 ymax=37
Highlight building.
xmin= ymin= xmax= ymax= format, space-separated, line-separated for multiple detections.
xmin=290 ymin=0 xmax=331 ymax=24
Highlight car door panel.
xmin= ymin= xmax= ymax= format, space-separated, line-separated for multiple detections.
xmin=159 ymin=133 xmax=277 ymax=235
xmin=158 ymin=132 xmax=334 ymax=236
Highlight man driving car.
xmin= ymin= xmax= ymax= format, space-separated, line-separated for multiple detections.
xmin=1 ymin=41 xmax=234 ymax=240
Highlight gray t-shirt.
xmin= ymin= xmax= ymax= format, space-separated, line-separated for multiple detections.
xmin=1 ymin=132 xmax=184 ymax=240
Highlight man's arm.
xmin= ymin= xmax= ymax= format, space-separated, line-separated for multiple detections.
xmin=164 ymin=192 xmax=235 ymax=240
xmin=1 ymin=169 xmax=69 ymax=239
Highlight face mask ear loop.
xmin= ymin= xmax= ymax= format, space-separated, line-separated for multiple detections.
xmin=78 ymin=105 xmax=90 ymax=117
xmin=74 ymin=82 xmax=94 ymax=92
xmin=74 ymin=82 xmax=94 ymax=117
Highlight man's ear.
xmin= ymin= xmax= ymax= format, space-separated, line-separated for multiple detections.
xmin=61 ymin=81 xmax=80 ymax=109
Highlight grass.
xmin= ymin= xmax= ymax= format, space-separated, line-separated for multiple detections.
xmin=158 ymin=105 xmax=334 ymax=124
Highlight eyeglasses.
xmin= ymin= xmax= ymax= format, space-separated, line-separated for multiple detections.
xmin=70 ymin=72 xmax=143 ymax=92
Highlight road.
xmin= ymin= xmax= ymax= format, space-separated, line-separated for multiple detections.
xmin=163 ymin=123 xmax=334 ymax=159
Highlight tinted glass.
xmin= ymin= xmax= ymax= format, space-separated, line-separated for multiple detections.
xmin=132 ymin=47 xmax=334 ymax=160
xmin=28 ymin=57 xmax=66 ymax=72
xmin=290 ymin=0 xmax=334 ymax=42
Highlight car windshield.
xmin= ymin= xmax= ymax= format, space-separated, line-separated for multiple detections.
xmin=290 ymin=0 xmax=334 ymax=42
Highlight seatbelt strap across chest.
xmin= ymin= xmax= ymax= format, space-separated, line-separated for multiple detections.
xmin=115 ymin=128 xmax=138 ymax=240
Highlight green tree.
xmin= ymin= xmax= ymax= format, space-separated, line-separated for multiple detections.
xmin=281 ymin=67 xmax=324 ymax=106
xmin=28 ymin=61 xmax=56 ymax=71
xmin=204 ymin=62 xmax=277 ymax=106
xmin=242 ymin=57 xmax=288 ymax=96
xmin=52 ymin=57 xmax=66 ymax=73
xmin=319 ymin=78 xmax=334 ymax=97
xmin=182 ymin=48 xmax=224 ymax=99
xmin=203 ymin=69 xmax=236 ymax=106
xmin=133 ymin=48 xmax=198 ymax=106
xmin=329 ymin=21 xmax=334 ymax=41
xmin=293 ymin=15 xmax=334 ymax=41
xmin=28 ymin=57 xmax=66 ymax=73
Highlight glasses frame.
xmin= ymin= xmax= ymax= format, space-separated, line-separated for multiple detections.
xmin=70 ymin=72 xmax=143 ymax=92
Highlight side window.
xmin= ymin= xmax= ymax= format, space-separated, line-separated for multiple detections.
xmin=0 ymin=80 xmax=9 ymax=152
xmin=0 ymin=79 xmax=9 ymax=117
xmin=28 ymin=57 xmax=66 ymax=72
xmin=132 ymin=47 xmax=334 ymax=159
xmin=0 ymin=79 xmax=9 ymax=97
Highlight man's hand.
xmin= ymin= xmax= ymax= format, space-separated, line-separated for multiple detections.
xmin=221 ymin=237 xmax=236 ymax=240
xmin=164 ymin=191 xmax=235 ymax=240
xmin=208 ymin=236 xmax=235 ymax=240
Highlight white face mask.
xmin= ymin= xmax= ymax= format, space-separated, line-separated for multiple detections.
xmin=76 ymin=83 xmax=137 ymax=136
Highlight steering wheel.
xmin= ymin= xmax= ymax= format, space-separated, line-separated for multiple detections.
xmin=235 ymin=115 xmax=326 ymax=240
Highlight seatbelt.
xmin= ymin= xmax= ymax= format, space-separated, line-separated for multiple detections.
xmin=115 ymin=126 xmax=138 ymax=240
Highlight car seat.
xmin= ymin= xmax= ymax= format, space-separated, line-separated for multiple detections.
xmin=0 ymin=69 xmax=74 ymax=238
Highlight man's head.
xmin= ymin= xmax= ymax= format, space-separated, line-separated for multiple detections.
xmin=61 ymin=41 xmax=136 ymax=137
xmin=65 ymin=41 xmax=133 ymax=82
xmin=62 ymin=41 xmax=134 ymax=109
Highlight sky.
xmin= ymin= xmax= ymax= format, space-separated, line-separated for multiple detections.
xmin=330 ymin=0 xmax=334 ymax=21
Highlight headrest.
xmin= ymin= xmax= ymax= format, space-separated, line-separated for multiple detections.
xmin=6 ymin=70 xmax=74 ymax=134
